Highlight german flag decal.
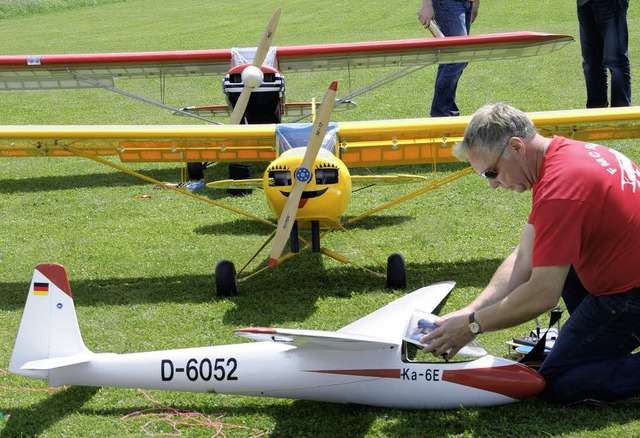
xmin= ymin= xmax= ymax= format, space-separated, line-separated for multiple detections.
xmin=33 ymin=282 xmax=49 ymax=296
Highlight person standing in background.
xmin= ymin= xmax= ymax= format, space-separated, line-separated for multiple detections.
xmin=577 ymin=0 xmax=631 ymax=107
xmin=417 ymin=0 xmax=480 ymax=117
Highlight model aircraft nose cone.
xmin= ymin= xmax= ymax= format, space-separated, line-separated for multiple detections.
xmin=442 ymin=363 xmax=546 ymax=400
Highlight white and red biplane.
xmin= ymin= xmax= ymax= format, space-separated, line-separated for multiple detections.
xmin=9 ymin=263 xmax=546 ymax=409
xmin=0 ymin=10 xmax=574 ymax=128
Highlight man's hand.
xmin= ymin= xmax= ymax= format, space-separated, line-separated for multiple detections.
xmin=420 ymin=313 xmax=476 ymax=359
xmin=472 ymin=0 xmax=480 ymax=23
xmin=417 ymin=0 xmax=434 ymax=27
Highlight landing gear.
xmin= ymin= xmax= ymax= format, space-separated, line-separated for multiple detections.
xmin=386 ymin=253 xmax=407 ymax=289
xmin=215 ymin=259 xmax=239 ymax=297
xmin=187 ymin=162 xmax=207 ymax=181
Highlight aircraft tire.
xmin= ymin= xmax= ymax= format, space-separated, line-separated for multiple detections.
xmin=215 ymin=259 xmax=239 ymax=297
xmin=386 ymin=253 xmax=407 ymax=290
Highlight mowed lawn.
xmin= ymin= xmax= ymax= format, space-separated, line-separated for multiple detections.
xmin=1 ymin=1 xmax=640 ymax=437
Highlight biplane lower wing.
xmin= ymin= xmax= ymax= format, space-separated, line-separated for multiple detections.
xmin=1 ymin=107 xmax=640 ymax=167
xmin=0 ymin=32 xmax=572 ymax=90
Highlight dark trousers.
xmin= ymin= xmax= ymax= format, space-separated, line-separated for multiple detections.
xmin=539 ymin=267 xmax=640 ymax=404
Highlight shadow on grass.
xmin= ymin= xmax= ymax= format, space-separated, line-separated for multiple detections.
xmin=0 ymin=386 xmax=99 ymax=437
xmin=193 ymin=214 xmax=414 ymax=236
xmin=5 ymin=391 xmax=635 ymax=438
xmin=0 ymin=166 xmax=231 ymax=197
xmin=0 ymin=257 xmax=502 ymax=324
xmin=0 ymin=170 xmax=165 ymax=194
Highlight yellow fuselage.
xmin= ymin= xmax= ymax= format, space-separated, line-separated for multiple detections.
xmin=263 ymin=147 xmax=352 ymax=229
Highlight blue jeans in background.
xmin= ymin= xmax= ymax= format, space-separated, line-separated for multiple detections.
xmin=539 ymin=267 xmax=640 ymax=404
xmin=430 ymin=0 xmax=472 ymax=117
xmin=577 ymin=0 xmax=631 ymax=107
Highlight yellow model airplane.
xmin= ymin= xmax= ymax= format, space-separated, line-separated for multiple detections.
xmin=2 ymin=103 xmax=640 ymax=295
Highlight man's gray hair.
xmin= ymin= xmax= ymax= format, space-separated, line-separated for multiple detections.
xmin=453 ymin=102 xmax=537 ymax=161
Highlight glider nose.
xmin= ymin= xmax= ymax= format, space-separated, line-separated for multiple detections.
xmin=442 ymin=362 xmax=546 ymax=401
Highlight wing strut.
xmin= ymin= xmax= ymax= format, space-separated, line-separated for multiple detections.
xmin=344 ymin=166 xmax=475 ymax=226
xmin=290 ymin=53 xmax=438 ymax=123
xmin=64 ymin=145 xmax=273 ymax=226
xmin=68 ymin=70 xmax=221 ymax=125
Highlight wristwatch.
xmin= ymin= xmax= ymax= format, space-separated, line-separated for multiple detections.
xmin=468 ymin=312 xmax=481 ymax=335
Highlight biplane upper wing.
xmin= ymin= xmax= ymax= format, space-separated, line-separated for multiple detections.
xmin=0 ymin=32 xmax=572 ymax=90
xmin=1 ymin=107 xmax=640 ymax=166
xmin=275 ymin=32 xmax=573 ymax=73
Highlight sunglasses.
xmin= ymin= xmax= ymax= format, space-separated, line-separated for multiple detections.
xmin=480 ymin=142 xmax=509 ymax=179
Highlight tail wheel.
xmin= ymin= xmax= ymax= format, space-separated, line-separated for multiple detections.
xmin=215 ymin=259 xmax=239 ymax=297
xmin=386 ymin=253 xmax=407 ymax=289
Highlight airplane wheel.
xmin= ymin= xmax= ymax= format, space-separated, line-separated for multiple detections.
xmin=386 ymin=253 xmax=407 ymax=289
xmin=187 ymin=162 xmax=205 ymax=180
xmin=215 ymin=259 xmax=238 ymax=297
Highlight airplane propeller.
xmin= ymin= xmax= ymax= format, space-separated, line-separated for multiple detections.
xmin=268 ymin=81 xmax=338 ymax=267
xmin=228 ymin=8 xmax=281 ymax=125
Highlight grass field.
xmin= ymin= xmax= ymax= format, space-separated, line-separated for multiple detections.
xmin=1 ymin=0 xmax=640 ymax=437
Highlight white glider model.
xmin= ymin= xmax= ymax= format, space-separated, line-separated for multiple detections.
xmin=9 ymin=264 xmax=545 ymax=409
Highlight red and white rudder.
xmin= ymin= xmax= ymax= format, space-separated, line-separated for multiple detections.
xmin=9 ymin=263 xmax=92 ymax=379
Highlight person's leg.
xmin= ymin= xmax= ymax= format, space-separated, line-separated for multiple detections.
xmin=430 ymin=0 xmax=472 ymax=117
xmin=539 ymin=292 xmax=640 ymax=404
xmin=577 ymin=1 xmax=609 ymax=108
xmin=599 ymin=0 xmax=631 ymax=106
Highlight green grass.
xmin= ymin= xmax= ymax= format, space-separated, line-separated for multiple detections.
xmin=1 ymin=0 xmax=640 ymax=436
xmin=0 ymin=0 xmax=124 ymax=19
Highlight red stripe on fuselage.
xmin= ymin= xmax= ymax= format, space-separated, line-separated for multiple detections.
xmin=307 ymin=369 xmax=401 ymax=378
xmin=442 ymin=364 xmax=545 ymax=400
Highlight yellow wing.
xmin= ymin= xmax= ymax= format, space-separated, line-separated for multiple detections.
xmin=1 ymin=107 xmax=640 ymax=166
xmin=337 ymin=106 xmax=640 ymax=168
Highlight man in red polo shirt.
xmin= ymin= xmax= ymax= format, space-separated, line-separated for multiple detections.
xmin=421 ymin=102 xmax=640 ymax=404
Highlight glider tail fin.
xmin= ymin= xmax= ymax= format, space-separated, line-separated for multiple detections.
xmin=9 ymin=263 xmax=90 ymax=379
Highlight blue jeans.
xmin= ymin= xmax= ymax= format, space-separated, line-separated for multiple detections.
xmin=539 ymin=268 xmax=640 ymax=404
xmin=577 ymin=0 xmax=631 ymax=107
xmin=430 ymin=0 xmax=473 ymax=117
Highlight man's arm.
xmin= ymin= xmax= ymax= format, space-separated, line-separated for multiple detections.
xmin=473 ymin=264 xmax=568 ymax=333
xmin=421 ymin=224 xmax=569 ymax=357
xmin=423 ymin=264 xmax=568 ymax=358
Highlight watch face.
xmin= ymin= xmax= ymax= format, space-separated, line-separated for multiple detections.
xmin=469 ymin=322 xmax=480 ymax=334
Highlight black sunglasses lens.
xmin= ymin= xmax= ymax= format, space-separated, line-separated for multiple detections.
xmin=482 ymin=170 xmax=498 ymax=179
